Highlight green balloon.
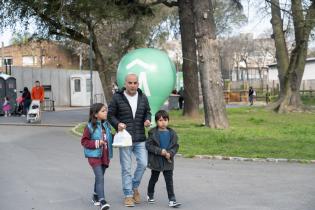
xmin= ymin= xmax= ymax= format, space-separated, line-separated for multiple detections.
xmin=117 ymin=48 xmax=176 ymax=124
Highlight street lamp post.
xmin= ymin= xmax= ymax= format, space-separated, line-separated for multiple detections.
xmin=89 ymin=34 xmax=93 ymax=106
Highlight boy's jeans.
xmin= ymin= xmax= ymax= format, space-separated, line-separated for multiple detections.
xmin=119 ymin=142 xmax=147 ymax=197
xmin=148 ymin=170 xmax=176 ymax=201
xmin=92 ymin=165 xmax=106 ymax=200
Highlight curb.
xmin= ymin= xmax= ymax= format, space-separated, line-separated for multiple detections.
xmin=188 ymin=154 xmax=315 ymax=164
xmin=71 ymin=122 xmax=315 ymax=165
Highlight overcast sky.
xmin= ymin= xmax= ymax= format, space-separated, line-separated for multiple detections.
xmin=238 ymin=0 xmax=272 ymax=37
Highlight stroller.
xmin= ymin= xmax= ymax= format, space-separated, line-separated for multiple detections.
xmin=27 ymin=100 xmax=41 ymax=123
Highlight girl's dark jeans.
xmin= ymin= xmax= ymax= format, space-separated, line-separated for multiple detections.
xmin=92 ymin=165 xmax=106 ymax=200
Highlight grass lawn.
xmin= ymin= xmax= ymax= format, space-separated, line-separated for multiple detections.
xmin=301 ymin=96 xmax=315 ymax=106
xmin=76 ymin=106 xmax=315 ymax=160
xmin=169 ymin=107 xmax=315 ymax=160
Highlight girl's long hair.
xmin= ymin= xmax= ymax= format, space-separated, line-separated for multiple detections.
xmin=89 ymin=103 xmax=105 ymax=133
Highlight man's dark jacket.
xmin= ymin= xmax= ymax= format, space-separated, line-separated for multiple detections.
xmin=108 ymin=88 xmax=151 ymax=143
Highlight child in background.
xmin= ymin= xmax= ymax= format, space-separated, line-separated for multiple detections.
xmin=2 ymin=96 xmax=11 ymax=117
xmin=146 ymin=110 xmax=181 ymax=208
xmin=81 ymin=103 xmax=113 ymax=210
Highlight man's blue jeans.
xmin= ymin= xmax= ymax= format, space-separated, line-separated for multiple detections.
xmin=119 ymin=142 xmax=147 ymax=197
xmin=92 ymin=165 xmax=107 ymax=200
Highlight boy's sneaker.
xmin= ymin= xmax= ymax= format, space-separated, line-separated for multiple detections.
xmin=168 ymin=201 xmax=181 ymax=208
xmin=92 ymin=193 xmax=100 ymax=206
xmin=147 ymin=195 xmax=155 ymax=204
xmin=100 ymin=199 xmax=110 ymax=210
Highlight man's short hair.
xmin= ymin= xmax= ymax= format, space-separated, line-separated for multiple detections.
xmin=35 ymin=80 xmax=40 ymax=83
xmin=125 ymin=73 xmax=138 ymax=81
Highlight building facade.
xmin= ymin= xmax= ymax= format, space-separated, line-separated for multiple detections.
xmin=268 ymin=58 xmax=315 ymax=90
xmin=0 ymin=40 xmax=80 ymax=73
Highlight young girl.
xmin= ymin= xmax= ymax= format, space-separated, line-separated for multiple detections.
xmin=146 ymin=110 xmax=181 ymax=208
xmin=2 ymin=96 xmax=11 ymax=117
xmin=81 ymin=103 xmax=113 ymax=210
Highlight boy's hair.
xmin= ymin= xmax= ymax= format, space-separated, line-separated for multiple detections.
xmin=155 ymin=110 xmax=169 ymax=122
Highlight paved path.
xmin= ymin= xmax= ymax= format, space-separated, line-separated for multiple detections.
xmin=1 ymin=125 xmax=314 ymax=210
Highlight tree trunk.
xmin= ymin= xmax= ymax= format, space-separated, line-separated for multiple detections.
xmin=273 ymin=45 xmax=307 ymax=113
xmin=178 ymin=0 xmax=199 ymax=117
xmin=192 ymin=0 xmax=229 ymax=128
xmin=268 ymin=0 xmax=314 ymax=112
xmin=270 ymin=0 xmax=289 ymax=99
xmin=90 ymin=30 xmax=113 ymax=104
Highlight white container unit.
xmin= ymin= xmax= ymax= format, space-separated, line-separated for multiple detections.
xmin=70 ymin=74 xmax=91 ymax=106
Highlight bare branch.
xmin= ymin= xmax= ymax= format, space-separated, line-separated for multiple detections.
xmin=27 ymin=4 xmax=89 ymax=44
xmin=265 ymin=0 xmax=292 ymax=15
xmin=144 ymin=0 xmax=178 ymax=7
xmin=304 ymin=0 xmax=315 ymax=36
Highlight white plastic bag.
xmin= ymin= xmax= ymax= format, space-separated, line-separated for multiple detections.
xmin=112 ymin=129 xmax=132 ymax=147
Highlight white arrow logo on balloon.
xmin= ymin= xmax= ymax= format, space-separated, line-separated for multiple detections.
xmin=126 ymin=59 xmax=153 ymax=96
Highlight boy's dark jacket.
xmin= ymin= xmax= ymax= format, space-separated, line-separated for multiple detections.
xmin=146 ymin=127 xmax=179 ymax=171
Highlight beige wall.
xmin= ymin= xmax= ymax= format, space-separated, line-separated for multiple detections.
xmin=12 ymin=67 xmax=105 ymax=106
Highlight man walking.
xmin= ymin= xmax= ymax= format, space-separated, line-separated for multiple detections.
xmin=108 ymin=73 xmax=151 ymax=207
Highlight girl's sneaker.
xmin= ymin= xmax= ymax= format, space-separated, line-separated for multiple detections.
xmin=100 ymin=199 xmax=110 ymax=210
xmin=92 ymin=193 xmax=100 ymax=206
xmin=147 ymin=195 xmax=155 ymax=204
xmin=168 ymin=200 xmax=181 ymax=208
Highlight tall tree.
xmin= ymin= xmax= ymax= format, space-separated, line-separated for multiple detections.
xmin=158 ymin=0 xmax=245 ymax=118
xmin=192 ymin=0 xmax=229 ymax=128
xmin=178 ymin=0 xmax=199 ymax=117
xmin=0 ymin=0 xmax=154 ymax=102
xmin=155 ymin=0 xmax=200 ymax=117
xmin=268 ymin=0 xmax=315 ymax=112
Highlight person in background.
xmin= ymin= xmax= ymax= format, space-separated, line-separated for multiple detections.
xmin=2 ymin=96 xmax=11 ymax=117
xmin=178 ymin=87 xmax=184 ymax=109
xmin=22 ymin=87 xmax=31 ymax=116
xmin=248 ymin=86 xmax=255 ymax=106
xmin=31 ymin=81 xmax=45 ymax=102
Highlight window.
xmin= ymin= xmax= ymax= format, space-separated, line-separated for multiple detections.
xmin=22 ymin=56 xmax=34 ymax=66
xmin=0 ymin=58 xmax=13 ymax=67
xmin=74 ymin=79 xmax=81 ymax=92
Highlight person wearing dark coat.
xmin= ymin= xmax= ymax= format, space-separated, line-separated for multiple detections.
xmin=107 ymin=73 xmax=151 ymax=207
xmin=22 ymin=87 xmax=32 ymax=115
xmin=248 ymin=86 xmax=255 ymax=106
xmin=145 ymin=110 xmax=181 ymax=208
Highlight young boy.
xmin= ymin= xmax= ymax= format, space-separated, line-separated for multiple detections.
xmin=145 ymin=110 xmax=181 ymax=208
